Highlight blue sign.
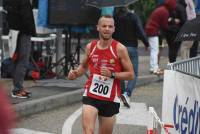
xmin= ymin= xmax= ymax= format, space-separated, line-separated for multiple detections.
xmin=37 ymin=0 xmax=48 ymax=27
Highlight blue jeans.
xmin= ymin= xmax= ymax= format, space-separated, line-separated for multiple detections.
xmin=122 ymin=47 xmax=138 ymax=97
xmin=13 ymin=33 xmax=31 ymax=92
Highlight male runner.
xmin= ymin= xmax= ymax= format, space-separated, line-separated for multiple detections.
xmin=68 ymin=15 xmax=134 ymax=134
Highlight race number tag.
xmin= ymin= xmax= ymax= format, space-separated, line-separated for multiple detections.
xmin=89 ymin=74 xmax=114 ymax=98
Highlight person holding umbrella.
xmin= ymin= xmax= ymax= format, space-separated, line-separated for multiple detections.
xmin=189 ymin=0 xmax=200 ymax=58
xmin=68 ymin=15 xmax=134 ymax=134
xmin=180 ymin=0 xmax=196 ymax=60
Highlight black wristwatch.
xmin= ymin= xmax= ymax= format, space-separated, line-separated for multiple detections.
xmin=110 ymin=72 xmax=115 ymax=79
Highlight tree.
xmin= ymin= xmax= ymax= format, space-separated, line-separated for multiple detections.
xmin=130 ymin=0 xmax=157 ymax=26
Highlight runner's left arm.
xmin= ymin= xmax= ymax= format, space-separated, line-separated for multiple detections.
xmin=115 ymin=43 xmax=134 ymax=80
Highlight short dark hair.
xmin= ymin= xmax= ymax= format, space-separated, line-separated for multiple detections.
xmin=98 ymin=15 xmax=114 ymax=25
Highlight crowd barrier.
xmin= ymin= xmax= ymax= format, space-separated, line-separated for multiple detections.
xmin=162 ymin=57 xmax=200 ymax=134
xmin=167 ymin=56 xmax=200 ymax=78
xmin=147 ymin=57 xmax=200 ymax=134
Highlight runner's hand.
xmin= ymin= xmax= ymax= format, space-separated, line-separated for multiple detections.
xmin=101 ymin=67 xmax=111 ymax=77
xmin=67 ymin=70 xmax=78 ymax=80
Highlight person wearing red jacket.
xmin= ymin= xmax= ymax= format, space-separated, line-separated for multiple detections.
xmin=145 ymin=0 xmax=176 ymax=74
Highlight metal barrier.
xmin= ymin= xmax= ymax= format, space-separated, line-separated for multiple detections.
xmin=167 ymin=56 xmax=200 ymax=78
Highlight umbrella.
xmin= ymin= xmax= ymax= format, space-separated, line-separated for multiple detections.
xmin=85 ymin=0 xmax=138 ymax=8
xmin=175 ymin=16 xmax=200 ymax=41
xmin=48 ymin=0 xmax=101 ymax=26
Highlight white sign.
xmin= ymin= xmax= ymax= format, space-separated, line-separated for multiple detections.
xmin=162 ymin=70 xmax=200 ymax=134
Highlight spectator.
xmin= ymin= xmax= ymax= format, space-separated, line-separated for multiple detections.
xmin=113 ymin=7 xmax=149 ymax=108
xmin=145 ymin=0 xmax=176 ymax=74
xmin=190 ymin=0 xmax=200 ymax=58
xmin=164 ymin=0 xmax=187 ymax=63
xmin=4 ymin=0 xmax=36 ymax=98
xmin=180 ymin=0 xmax=196 ymax=60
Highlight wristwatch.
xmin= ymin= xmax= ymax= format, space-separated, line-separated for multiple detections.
xmin=110 ymin=72 xmax=115 ymax=79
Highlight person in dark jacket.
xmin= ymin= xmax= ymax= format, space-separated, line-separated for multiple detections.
xmin=5 ymin=0 xmax=36 ymax=98
xmin=113 ymin=7 xmax=149 ymax=108
xmin=164 ymin=0 xmax=187 ymax=62
xmin=190 ymin=0 xmax=200 ymax=58
xmin=145 ymin=0 xmax=176 ymax=74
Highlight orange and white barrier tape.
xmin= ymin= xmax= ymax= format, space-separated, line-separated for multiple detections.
xmin=147 ymin=107 xmax=174 ymax=134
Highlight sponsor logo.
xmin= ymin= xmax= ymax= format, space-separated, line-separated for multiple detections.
xmin=109 ymin=59 xmax=115 ymax=64
xmin=173 ymin=95 xmax=200 ymax=134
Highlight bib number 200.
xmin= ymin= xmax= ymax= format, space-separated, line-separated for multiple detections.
xmin=92 ymin=83 xmax=109 ymax=95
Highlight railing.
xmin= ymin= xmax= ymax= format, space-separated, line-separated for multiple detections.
xmin=167 ymin=56 xmax=200 ymax=78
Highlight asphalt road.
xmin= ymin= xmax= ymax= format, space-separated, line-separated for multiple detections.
xmin=15 ymin=81 xmax=163 ymax=134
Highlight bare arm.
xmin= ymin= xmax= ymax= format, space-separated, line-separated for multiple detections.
xmin=115 ymin=43 xmax=134 ymax=80
xmin=67 ymin=43 xmax=91 ymax=80
xmin=100 ymin=43 xmax=134 ymax=80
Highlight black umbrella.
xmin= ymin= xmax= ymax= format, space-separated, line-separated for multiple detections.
xmin=85 ymin=0 xmax=138 ymax=8
xmin=175 ymin=16 xmax=200 ymax=41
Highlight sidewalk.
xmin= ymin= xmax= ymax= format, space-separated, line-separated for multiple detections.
xmin=2 ymin=52 xmax=169 ymax=117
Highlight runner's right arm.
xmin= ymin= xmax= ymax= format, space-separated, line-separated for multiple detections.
xmin=67 ymin=43 xmax=91 ymax=80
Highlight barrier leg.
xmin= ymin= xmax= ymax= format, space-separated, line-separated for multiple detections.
xmin=147 ymin=111 xmax=158 ymax=134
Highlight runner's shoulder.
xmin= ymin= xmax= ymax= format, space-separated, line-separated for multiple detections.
xmin=116 ymin=42 xmax=127 ymax=54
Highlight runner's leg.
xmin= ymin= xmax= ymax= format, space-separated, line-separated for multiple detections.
xmin=82 ymin=104 xmax=98 ymax=134
xmin=98 ymin=115 xmax=116 ymax=134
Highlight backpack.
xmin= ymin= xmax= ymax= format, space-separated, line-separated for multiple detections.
xmin=1 ymin=57 xmax=40 ymax=80
xmin=1 ymin=58 xmax=15 ymax=78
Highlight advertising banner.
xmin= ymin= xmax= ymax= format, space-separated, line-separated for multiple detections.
xmin=162 ymin=70 xmax=200 ymax=134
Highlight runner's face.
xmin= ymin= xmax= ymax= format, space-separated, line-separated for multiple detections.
xmin=97 ymin=17 xmax=115 ymax=40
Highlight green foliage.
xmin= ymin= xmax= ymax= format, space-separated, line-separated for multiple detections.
xmin=129 ymin=0 xmax=157 ymax=26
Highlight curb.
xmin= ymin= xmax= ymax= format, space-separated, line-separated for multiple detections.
xmin=15 ymin=89 xmax=83 ymax=117
xmin=15 ymin=76 xmax=163 ymax=117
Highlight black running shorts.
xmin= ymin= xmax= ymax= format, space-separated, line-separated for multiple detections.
xmin=82 ymin=97 xmax=120 ymax=117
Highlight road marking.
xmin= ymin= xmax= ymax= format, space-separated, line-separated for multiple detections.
xmin=11 ymin=128 xmax=54 ymax=134
xmin=62 ymin=107 xmax=82 ymax=134
xmin=62 ymin=102 xmax=149 ymax=134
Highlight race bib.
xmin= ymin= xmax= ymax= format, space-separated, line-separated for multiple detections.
xmin=89 ymin=74 xmax=114 ymax=98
